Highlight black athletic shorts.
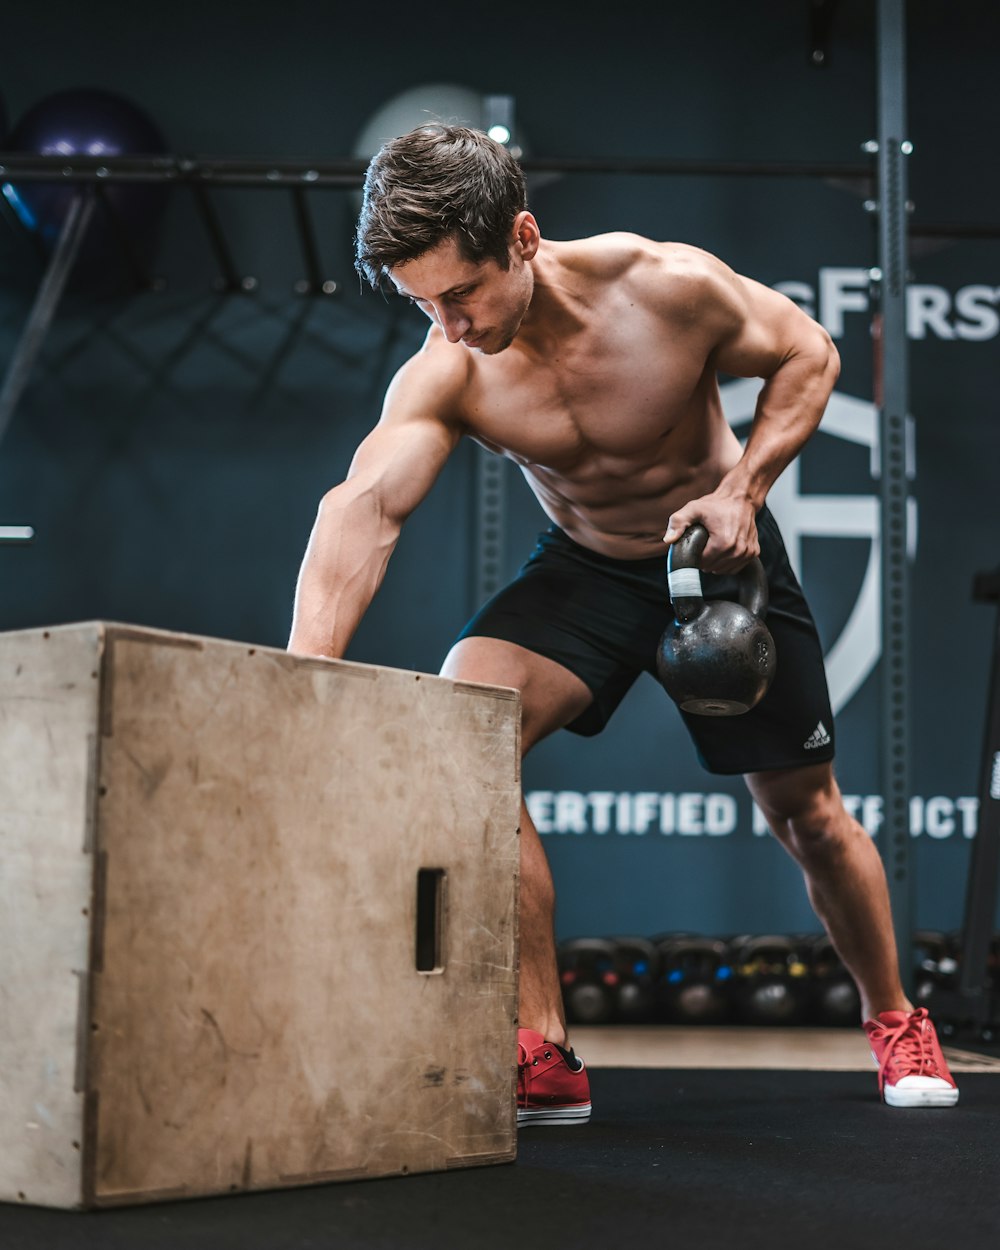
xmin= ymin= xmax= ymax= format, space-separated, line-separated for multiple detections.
xmin=456 ymin=505 xmax=836 ymax=775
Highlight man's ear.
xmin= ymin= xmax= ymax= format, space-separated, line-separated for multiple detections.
xmin=512 ymin=211 xmax=540 ymax=262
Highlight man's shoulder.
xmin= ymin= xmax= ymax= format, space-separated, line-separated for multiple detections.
xmin=568 ymin=233 xmax=725 ymax=280
xmin=567 ymin=234 xmax=737 ymax=312
xmin=382 ymin=327 xmax=472 ymax=425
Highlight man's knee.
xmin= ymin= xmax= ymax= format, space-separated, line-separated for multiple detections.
xmin=747 ymin=765 xmax=859 ymax=862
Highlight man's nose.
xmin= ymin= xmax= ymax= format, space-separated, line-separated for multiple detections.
xmin=438 ymin=306 xmax=471 ymax=343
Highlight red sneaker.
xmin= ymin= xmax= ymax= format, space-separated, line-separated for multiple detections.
xmin=517 ymin=1028 xmax=592 ymax=1126
xmin=864 ymin=1007 xmax=959 ymax=1107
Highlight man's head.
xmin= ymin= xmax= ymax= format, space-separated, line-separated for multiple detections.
xmin=355 ymin=123 xmax=528 ymax=290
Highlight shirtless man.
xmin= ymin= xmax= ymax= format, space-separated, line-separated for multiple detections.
xmin=288 ymin=124 xmax=958 ymax=1121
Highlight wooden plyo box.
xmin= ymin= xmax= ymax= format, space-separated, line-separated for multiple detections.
xmin=0 ymin=623 xmax=520 ymax=1208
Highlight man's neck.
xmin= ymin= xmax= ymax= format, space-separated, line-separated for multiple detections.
xmin=517 ymin=242 xmax=588 ymax=350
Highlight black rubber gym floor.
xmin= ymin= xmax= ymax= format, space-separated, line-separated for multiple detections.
xmin=3 ymin=1069 xmax=999 ymax=1250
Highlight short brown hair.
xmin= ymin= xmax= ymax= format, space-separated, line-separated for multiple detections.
xmin=355 ymin=124 xmax=527 ymax=289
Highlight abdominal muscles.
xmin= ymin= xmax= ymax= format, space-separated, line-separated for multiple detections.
xmin=514 ymin=413 xmax=741 ymax=560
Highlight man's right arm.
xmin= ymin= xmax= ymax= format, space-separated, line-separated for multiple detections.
xmin=287 ymin=350 xmax=464 ymax=658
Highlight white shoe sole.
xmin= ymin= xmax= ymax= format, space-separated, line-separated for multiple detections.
xmin=884 ymin=1084 xmax=959 ymax=1108
xmin=517 ymin=1103 xmax=592 ymax=1126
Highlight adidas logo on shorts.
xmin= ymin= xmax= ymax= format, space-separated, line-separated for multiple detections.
xmin=803 ymin=721 xmax=831 ymax=750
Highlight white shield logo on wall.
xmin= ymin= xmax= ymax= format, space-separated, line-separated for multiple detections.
xmin=721 ymin=379 xmax=908 ymax=716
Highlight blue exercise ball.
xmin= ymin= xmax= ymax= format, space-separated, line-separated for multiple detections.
xmin=8 ymin=87 xmax=169 ymax=291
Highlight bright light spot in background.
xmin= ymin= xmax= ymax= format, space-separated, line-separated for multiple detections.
xmin=487 ymin=124 xmax=511 ymax=145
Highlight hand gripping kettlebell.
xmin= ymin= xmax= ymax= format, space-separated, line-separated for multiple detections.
xmin=656 ymin=524 xmax=776 ymax=716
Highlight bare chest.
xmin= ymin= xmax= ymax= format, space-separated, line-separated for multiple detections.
xmin=464 ymin=315 xmax=709 ymax=470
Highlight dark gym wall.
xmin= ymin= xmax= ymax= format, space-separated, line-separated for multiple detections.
xmin=1 ymin=1 xmax=997 ymax=939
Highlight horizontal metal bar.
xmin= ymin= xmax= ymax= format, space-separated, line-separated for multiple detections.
xmin=0 ymin=151 xmax=873 ymax=187
xmin=519 ymin=156 xmax=873 ymax=179
xmin=910 ymin=222 xmax=1000 ymax=240
xmin=4 ymin=159 xmax=995 ymax=261
xmin=0 ymin=155 xmax=365 ymax=187
xmin=0 ymin=154 xmax=186 ymax=182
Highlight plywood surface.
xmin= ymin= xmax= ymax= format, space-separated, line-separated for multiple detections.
xmin=0 ymin=624 xmax=101 ymax=1208
xmin=87 ymin=629 xmax=520 ymax=1203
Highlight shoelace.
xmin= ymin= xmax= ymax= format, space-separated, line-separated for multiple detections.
xmin=869 ymin=1007 xmax=943 ymax=1094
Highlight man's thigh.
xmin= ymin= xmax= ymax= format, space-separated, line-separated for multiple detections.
xmin=441 ymin=637 xmax=593 ymax=751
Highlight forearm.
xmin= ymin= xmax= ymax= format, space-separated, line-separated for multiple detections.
xmin=664 ymin=338 xmax=839 ymax=568
xmin=287 ymin=488 xmax=400 ymax=659
xmin=719 ymin=339 xmax=840 ymax=509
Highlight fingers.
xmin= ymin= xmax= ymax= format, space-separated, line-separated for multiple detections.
xmin=663 ymin=497 xmax=760 ymax=572
xmin=662 ymin=516 xmax=688 ymax=547
xmin=704 ymin=543 xmax=760 ymax=575
xmin=663 ymin=503 xmax=707 ymax=547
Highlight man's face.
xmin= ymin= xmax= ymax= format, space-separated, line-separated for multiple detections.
xmin=388 ymin=234 xmax=533 ymax=355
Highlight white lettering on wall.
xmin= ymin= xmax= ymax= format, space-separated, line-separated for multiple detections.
xmin=527 ymin=790 xmax=738 ymax=837
xmin=907 ymin=285 xmax=955 ymax=340
xmin=954 ymin=286 xmax=1000 ymax=341
xmin=818 ymin=268 xmax=871 ymax=337
xmin=527 ymin=791 xmax=979 ymax=839
xmin=775 ymin=269 xmax=1000 ymax=341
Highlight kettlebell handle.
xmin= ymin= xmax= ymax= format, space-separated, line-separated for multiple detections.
xmin=667 ymin=524 xmax=769 ymax=622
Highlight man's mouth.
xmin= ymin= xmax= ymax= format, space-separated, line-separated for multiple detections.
xmin=463 ymin=333 xmax=486 ymax=348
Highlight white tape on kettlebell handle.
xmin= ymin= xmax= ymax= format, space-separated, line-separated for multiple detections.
xmin=668 ymin=567 xmax=703 ymax=601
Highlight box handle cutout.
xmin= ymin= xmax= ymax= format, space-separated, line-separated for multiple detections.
xmin=416 ymin=868 xmax=446 ymax=973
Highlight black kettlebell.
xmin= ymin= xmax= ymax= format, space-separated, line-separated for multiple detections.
xmin=656 ymin=935 xmax=732 ymax=1025
xmin=731 ymin=934 xmax=809 ymax=1026
xmin=656 ymin=524 xmax=776 ymax=716
xmin=557 ymin=937 xmax=618 ymax=1024
xmin=806 ymin=935 xmax=861 ymax=1026
xmin=607 ymin=936 xmax=661 ymax=1022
